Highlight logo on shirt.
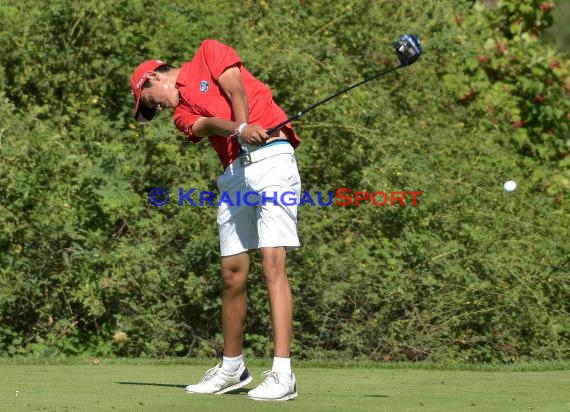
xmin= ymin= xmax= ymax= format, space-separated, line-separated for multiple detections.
xmin=200 ymin=80 xmax=209 ymax=93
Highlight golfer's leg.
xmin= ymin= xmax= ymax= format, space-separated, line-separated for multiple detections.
xmin=260 ymin=246 xmax=292 ymax=357
xmin=221 ymin=252 xmax=250 ymax=357
xmin=185 ymin=251 xmax=251 ymax=394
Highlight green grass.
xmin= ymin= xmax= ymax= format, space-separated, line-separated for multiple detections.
xmin=1 ymin=358 xmax=569 ymax=411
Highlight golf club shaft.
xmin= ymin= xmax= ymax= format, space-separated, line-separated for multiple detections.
xmin=267 ymin=64 xmax=402 ymax=135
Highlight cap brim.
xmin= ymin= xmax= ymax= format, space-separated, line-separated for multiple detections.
xmin=135 ymin=105 xmax=156 ymax=122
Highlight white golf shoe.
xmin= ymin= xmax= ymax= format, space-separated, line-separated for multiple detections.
xmin=247 ymin=370 xmax=297 ymax=401
xmin=185 ymin=363 xmax=252 ymax=394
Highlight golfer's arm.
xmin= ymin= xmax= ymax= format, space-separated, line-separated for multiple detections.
xmin=191 ymin=66 xmax=248 ymax=138
xmin=192 ymin=117 xmax=241 ymax=138
xmin=218 ymin=66 xmax=249 ymax=124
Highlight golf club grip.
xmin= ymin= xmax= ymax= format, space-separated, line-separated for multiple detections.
xmin=266 ymin=64 xmax=402 ymax=135
xmin=266 ymin=115 xmax=301 ymax=136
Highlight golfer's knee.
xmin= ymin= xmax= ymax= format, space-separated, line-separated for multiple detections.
xmin=262 ymin=258 xmax=285 ymax=283
xmin=221 ymin=265 xmax=247 ymax=292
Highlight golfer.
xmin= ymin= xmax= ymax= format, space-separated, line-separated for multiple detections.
xmin=130 ymin=39 xmax=301 ymax=401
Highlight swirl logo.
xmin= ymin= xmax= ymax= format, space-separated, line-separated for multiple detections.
xmin=148 ymin=188 xmax=170 ymax=207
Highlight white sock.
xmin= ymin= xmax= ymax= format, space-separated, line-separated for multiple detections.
xmin=271 ymin=356 xmax=292 ymax=376
xmin=222 ymin=354 xmax=243 ymax=373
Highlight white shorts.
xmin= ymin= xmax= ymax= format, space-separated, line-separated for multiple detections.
xmin=216 ymin=142 xmax=301 ymax=257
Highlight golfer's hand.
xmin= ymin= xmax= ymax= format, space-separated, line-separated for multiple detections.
xmin=239 ymin=124 xmax=269 ymax=145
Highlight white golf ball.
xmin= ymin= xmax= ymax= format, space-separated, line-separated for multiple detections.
xmin=503 ymin=180 xmax=517 ymax=192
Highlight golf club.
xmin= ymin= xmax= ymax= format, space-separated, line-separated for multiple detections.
xmin=266 ymin=33 xmax=422 ymax=136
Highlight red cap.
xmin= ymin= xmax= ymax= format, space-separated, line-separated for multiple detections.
xmin=130 ymin=60 xmax=166 ymax=122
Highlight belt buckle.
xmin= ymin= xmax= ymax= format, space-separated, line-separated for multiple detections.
xmin=239 ymin=153 xmax=252 ymax=167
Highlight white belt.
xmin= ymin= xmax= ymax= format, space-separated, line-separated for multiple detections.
xmin=238 ymin=141 xmax=293 ymax=167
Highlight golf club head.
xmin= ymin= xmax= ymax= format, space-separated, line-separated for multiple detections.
xmin=395 ymin=34 xmax=422 ymax=67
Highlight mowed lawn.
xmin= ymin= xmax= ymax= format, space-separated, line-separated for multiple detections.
xmin=0 ymin=359 xmax=569 ymax=411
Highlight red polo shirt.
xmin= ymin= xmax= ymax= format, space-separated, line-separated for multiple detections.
xmin=173 ymin=39 xmax=300 ymax=169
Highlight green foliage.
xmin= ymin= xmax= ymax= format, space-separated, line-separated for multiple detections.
xmin=543 ymin=0 xmax=570 ymax=54
xmin=444 ymin=0 xmax=570 ymax=194
xmin=0 ymin=0 xmax=568 ymax=362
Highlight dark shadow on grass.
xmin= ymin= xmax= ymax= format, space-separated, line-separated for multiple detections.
xmin=115 ymin=382 xmax=250 ymax=394
xmin=364 ymin=394 xmax=389 ymax=398
xmin=115 ymin=381 xmax=186 ymax=388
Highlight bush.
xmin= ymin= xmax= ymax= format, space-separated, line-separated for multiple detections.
xmin=0 ymin=0 xmax=568 ymax=361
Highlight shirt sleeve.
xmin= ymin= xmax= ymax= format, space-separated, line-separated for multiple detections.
xmin=173 ymin=106 xmax=204 ymax=143
xmin=200 ymin=39 xmax=242 ymax=81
